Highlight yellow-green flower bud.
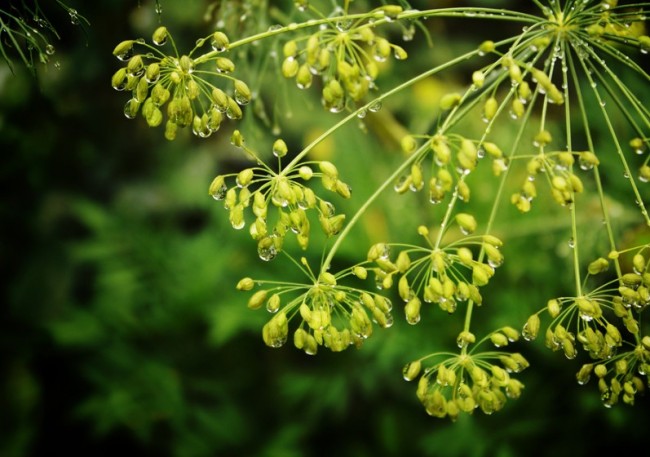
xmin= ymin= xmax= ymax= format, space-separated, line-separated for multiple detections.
xmin=234 ymin=79 xmax=251 ymax=104
xmin=236 ymin=277 xmax=255 ymax=291
xmin=226 ymin=97 xmax=243 ymax=119
xmin=547 ymin=298 xmax=561 ymax=318
xmin=633 ymin=254 xmax=646 ymax=274
xmin=215 ymin=57 xmax=235 ymax=73
xmin=113 ymin=40 xmax=134 ymax=59
xmin=112 ymin=68 xmax=128 ymax=90
xmin=455 ymin=213 xmax=477 ymax=235
xmin=282 ymin=57 xmax=299 ymax=78
xmin=594 ymin=364 xmax=608 ymax=378
xmin=283 ymin=40 xmax=298 ymax=57
xmin=510 ymin=98 xmax=525 ymax=119
xmin=483 ymin=235 xmax=503 ymax=247
xmin=379 ymin=5 xmax=403 ymax=18
xmin=457 ymin=247 xmax=473 ymax=266
xmin=127 ymin=54 xmax=144 ymax=76
xmin=518 ymin=81 xmax=531 ymax=100
xmin=266 ymin=294 xmax=281 ymax=313
xmin=478 ymin=40 xmax=495 ymax=54
xmin=211 ymin=88 xmax=228 ymax=111
xmin=588 ymin=257 xmax=609 ymax=275
xmin=490 ymin=332 xmax=509 ymax=347
xmin=440 ymin=93 xmax=461 ymax=110
xmin=622 ymin=273 xmax=642 ymax=287
xmin=508 ymin=63 xmax=522 ymax=83
xmin=403 ymin=360 xmax=421 ymax=381
xmin=164 ymin=120 xmax=178 ymax=141
xmin=522 ymin=314 xmax=540 ymax=340
xmin=319 ymin=161 xmax=338 ymax=178
xmin=298 ymin=166 xmax=313 ymax=181
xmin=501 ymin=326 xmax=520 ymax=342
xmin=152 ymin=26 xmax=168 ymax=45
xmin=335 ymin=180 xmax=351 ymax=199
xmin=472 ymin=70 xmax=485 ymax=88
xmin=396 ymin=251 xmax=411 ymax=273
xmin=483 ymin=142 xmax=502 ymax=159
xmin=271 ymin=139 xmax=288 ymax=158
xmin=352 ymin=266 xmax=367 ymax=279
xmin=179 ymin=55 xmax=194 ymax=74
xmin=398 ymin=275 xmax=410 ymax=301
xmin=186 ymin=79 xmax=200 ymax=100
xmin=296 ymin=64 xmax=313 ymax=89
xmin=319 ymin=271 xmax=337 ymax=285
xmin=457 ymin=330 xmax=475 ymax=347
xmin=534 ymin=129 xmax=552 ymax=146
xmin=211 ymin=31 xmax=230 ymax=51
xmin=405 ymin=296 xmax=421 ymax=324
xmin=248 ymin=289 xmax=268 ymax=309
xmin=393 ymin=45 xmax=408 ymax=60
xmin=401 ymin=135 xmax=417 ymax=155
xmin=144 ymin=62 xmax=160 ymax=84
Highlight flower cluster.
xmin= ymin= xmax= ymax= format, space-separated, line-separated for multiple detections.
xmin=403 ymin=328 xmax=528 ymax=419
xmin=366 ymin=220 xmax=504 ymax=322
xmin=111 ymin=27 xmax=250 ymax=139
xmin=511 ymin=146 xmax=592 ymax=212
xmin=236 ymin=258 xmax=393 ymax=353
xmin=399 ymin=135 xmax=501 ymax=204
xmin=281 ymin=5 xmax=407 ymax=112
xmin=523 ymin=246 xmax=650 ymax=406
xmin=209 ymin=135 xmax=350 ymax=259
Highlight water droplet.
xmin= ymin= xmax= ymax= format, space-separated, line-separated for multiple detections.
xmin=69 ymin=9 xmax=80 ymax=25
xmin=368 ymin=101 xmax=382 ymax=112
xmin=258 ymin=244 xmax=278 ymax=261
xmin=123 ymin=99 xmax=139 ymax=119
xmin=234 ymin=91 xmax=250 ymax=105
xmin=45 ymin=44 xmax=55 ymax=55
xmin=211 ymin=184 xmax=228 ymax=200
xmin=568 ymin=237 xmax=575 ymax=248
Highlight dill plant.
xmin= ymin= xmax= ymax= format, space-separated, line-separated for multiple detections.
xmin=0 ymin=1 xmax=88 ymax=73
xmin=112 ymin=0 xmax=650 ymax=418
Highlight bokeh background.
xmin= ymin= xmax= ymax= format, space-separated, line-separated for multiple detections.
xmin=1 ymin=1 xmax=649 ymax=456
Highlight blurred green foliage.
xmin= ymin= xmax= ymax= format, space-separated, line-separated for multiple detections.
xmin=1 ymin=1 xmax=649 ymax=456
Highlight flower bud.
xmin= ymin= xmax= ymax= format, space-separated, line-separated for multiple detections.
xmin=588 ymin=257 xmax=609 ymax=275
xmin=113 ymin=40 xmax=134 ymax=59
xmin=472 ymin=70 xmax=485 ymax=87
xmin=490 ymin=332 xmax=509 ymax=347
xmin=440 ymin=93 xmax=461 ymax=110
xmin=522 ymin=314 xmax=540 ymax=340
xmin=319 ymin=161 xmax=338 ymax=178
xmin=501 ymin=326 xmax=520 ymax=341
xmin=234 ymin=79 xmax=251 ymax=104
xmin=111 ymin=68 xmax=128 ymax=90
xmin=248 ymin=290 xmax=268 ymax=309
xmin=296 ymin=64 xmax=313 ymax=89
xmin=236 ymin=277 xmax=255 ymax=291
xmin=152 ymin=26 xmax=168 ymax=45
xmin=216 ymin=57 xmax=235 ymax=73
xmin=478 ymin=40 xmax=495 ymax=54
xmin=547 ymin=298 xmax=561 ymax=317
xmin=127 ymin=55 xmax=144 ymax=76
xmin=403 ymin=361 xmax=421 ymax=381
xmin=455 ymin=213 xmax=477 ymax=235
xmin=352 ymin=266 xmax=367 ymax=279
xmin=211 ymin=31 xmax=230 ymax=51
